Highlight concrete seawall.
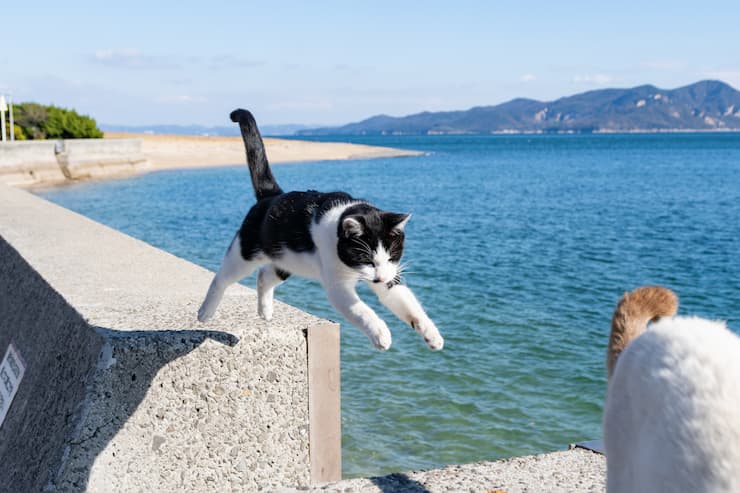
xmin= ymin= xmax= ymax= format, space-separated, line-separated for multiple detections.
xmin=0 ymin=139 xmax=149 ymax=186
xmin=0 ymin=184 xmax=340 ymax=491
xmin=0 ymin=236 xmax=104 ymax=491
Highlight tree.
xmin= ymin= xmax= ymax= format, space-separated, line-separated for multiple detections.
xmin=13 ymin=103 xmax=48 ymax=139
xmin=5 ymin=103 xmax=104 ymax=140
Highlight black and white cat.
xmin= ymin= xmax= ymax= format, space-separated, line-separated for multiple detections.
xmin=197 ymin=109 xmax=444 ymax=351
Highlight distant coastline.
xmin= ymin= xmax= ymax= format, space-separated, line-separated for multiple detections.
xmin=432 ymin=128 xmax=740 ymax=136
xmin=324 ymin=127 xmax=740 ymax=136
xmin=106 ymin=132 xmax=422 ymax=171
xmin=297 ymin=80 xmax=740 ymax=136
xmin=0 ymin=133 xmax=422 ymax=188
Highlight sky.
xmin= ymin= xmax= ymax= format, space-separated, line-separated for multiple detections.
xmin=2 ymin=1 xmax=740 ymax=127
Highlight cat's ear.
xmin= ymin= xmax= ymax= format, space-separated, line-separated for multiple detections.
xmin=342 ymin=216 xmax=364 ymax=238
xmin=386 ymin=212 xmax=411 ymax=232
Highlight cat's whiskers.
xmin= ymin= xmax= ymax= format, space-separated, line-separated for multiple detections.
xmin=352 ymin=238 xmax=375 ymax=257
xmin=334 ymin=268 xmax=368 ymax=283
xmin=396 ymin=261 xmax=417 ymax=279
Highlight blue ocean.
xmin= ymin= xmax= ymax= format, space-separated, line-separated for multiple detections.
xmin=38 ymin=133 xmax=740 ymax=478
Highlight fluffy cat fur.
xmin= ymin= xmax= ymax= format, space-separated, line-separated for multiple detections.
xmin=604 ymin=286 xmax=740 ymax=492
xmin=198 ymin=109 xmax=444 ymax=351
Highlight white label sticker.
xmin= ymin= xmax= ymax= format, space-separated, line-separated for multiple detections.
xmin=0 ymin=343 xmax=26 ymax=428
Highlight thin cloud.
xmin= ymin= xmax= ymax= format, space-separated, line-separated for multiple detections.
xmin=154 ymin=94 xmax=208 ymax=104
xmin=92 ymin=50 xmax=263 ymax=72
xmin=641 ymin=59 xmax=688 ymax=72
xmin=520 ymin=74 xmax=537 ymax=82
xmin=267 ymin=100 xmax=333 ymax=111
xmin=333 ymin=63 xmax=374 ymax=73
xmin=92 ymin=49 xmax=180 ymax=70
xmin=572 ymin=74 xmax=612 ymax=85
xmin=204 ymin=55 xmax=265 ymax=71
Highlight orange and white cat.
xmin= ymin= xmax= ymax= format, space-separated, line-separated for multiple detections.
xmin=604 ymin=286 xmax=740 ymax=492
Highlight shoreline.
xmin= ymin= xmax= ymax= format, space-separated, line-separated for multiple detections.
xmin=104 ymin=132 xmax=423 ymax=170
xmin=0 ymin=133 xmax=423 ymax=188
xmin=418 ymin=128 xmax=740 ymax=135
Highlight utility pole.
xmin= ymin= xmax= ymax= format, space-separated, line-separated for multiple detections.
xmin=0 ymin=95 xmax=6 ymax=142
xmin=9 ymin=95 xmax=14 ymax=141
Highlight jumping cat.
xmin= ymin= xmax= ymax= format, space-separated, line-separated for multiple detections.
xmin=604 ymin=286 xmax=740 ymax=492
xmin=197 ymin=109 xmax=444 ymax=351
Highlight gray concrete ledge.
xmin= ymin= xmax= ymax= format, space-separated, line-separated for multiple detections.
xmin=282 ymin=448 xmax=605 ymax=493
xmin=0 ymin=236 xmax=104 ymax=492
xmin=0 ymin=139 xmax=149 ymax=186
xmin=0 ymin=183 xmax=339 ymax=491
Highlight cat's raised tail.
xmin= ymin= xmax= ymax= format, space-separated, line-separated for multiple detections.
xmin=230 ymin=108 xmax=283 ymax=200
xmin=607 ymin=285 xmax=678 ymax=377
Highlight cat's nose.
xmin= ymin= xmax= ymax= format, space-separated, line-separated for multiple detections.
xmin=373 ymin=273 xmax=390 ymax=283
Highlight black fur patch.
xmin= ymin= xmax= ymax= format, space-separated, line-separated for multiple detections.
xmin=231 ymin=108 xmax=283 ymax=201
xmin=238 ymin=191 xmax=356 ymax=261
xmin=231 ymin=108 xmax=408 ymax=273
xmin=386 ymin=275 xmax=402 ymax=289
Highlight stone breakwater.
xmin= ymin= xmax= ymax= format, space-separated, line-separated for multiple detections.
xmin=0 ymin=139 xmax=149 ymax=186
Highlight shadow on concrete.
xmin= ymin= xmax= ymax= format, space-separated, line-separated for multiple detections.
xmin=94 ymin=326 xmax=239 ymax=347
xmin=0 ymin=234 xmax=239 ymax=491
xmin=56 ymin=325 xmax=240 ymax=491
xmin=369 ymin=473 xmax=432 ymax=493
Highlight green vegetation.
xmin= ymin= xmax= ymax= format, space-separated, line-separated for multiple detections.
xmin=5 ymin=103 xmax=104 ymax=140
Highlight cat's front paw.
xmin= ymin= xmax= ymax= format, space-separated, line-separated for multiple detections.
xmin=411 ymin=317 xmax=444 ymax=350
xmin=368 ymin=322 xmax=392 ymax=351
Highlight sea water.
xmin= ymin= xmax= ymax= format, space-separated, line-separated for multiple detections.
xmin=38 ymin=133 xmax=740 ymax=477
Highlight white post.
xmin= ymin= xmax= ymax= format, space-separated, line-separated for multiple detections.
xmin=9 ymin=95 xmax=14 ymax=141
xmin=0 ymin=95 xmax=6 ymax=142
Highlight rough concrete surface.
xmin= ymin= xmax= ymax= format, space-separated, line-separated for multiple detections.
xmin=0 ymin=140 xmax=66 ymax=184
xmin=0 ymin=139 xmax=148 ymax=186
xmin=283 ymin=448 xmax=605 ymax=493
xmin=0 ymin=237 xmax=104 ymax=492
xmin=58 ymin=138 xmax=149 ymax=181
xmin=0 ymin=183 xmax=329 ymax=491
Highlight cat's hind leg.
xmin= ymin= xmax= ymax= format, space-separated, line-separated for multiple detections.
xmin=368 ymin=280 xmax=444 ymax=350
xmin=257 ymin=264 xmax=290 ymax=321
xmin=198 ymin=236 xmax=265 ymax=322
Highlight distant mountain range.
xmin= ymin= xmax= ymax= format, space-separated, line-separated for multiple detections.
xmin=298 ymin=80 xmax=740 ymax=135
xmin=100 ymin=123 xmax=314 ymax=136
